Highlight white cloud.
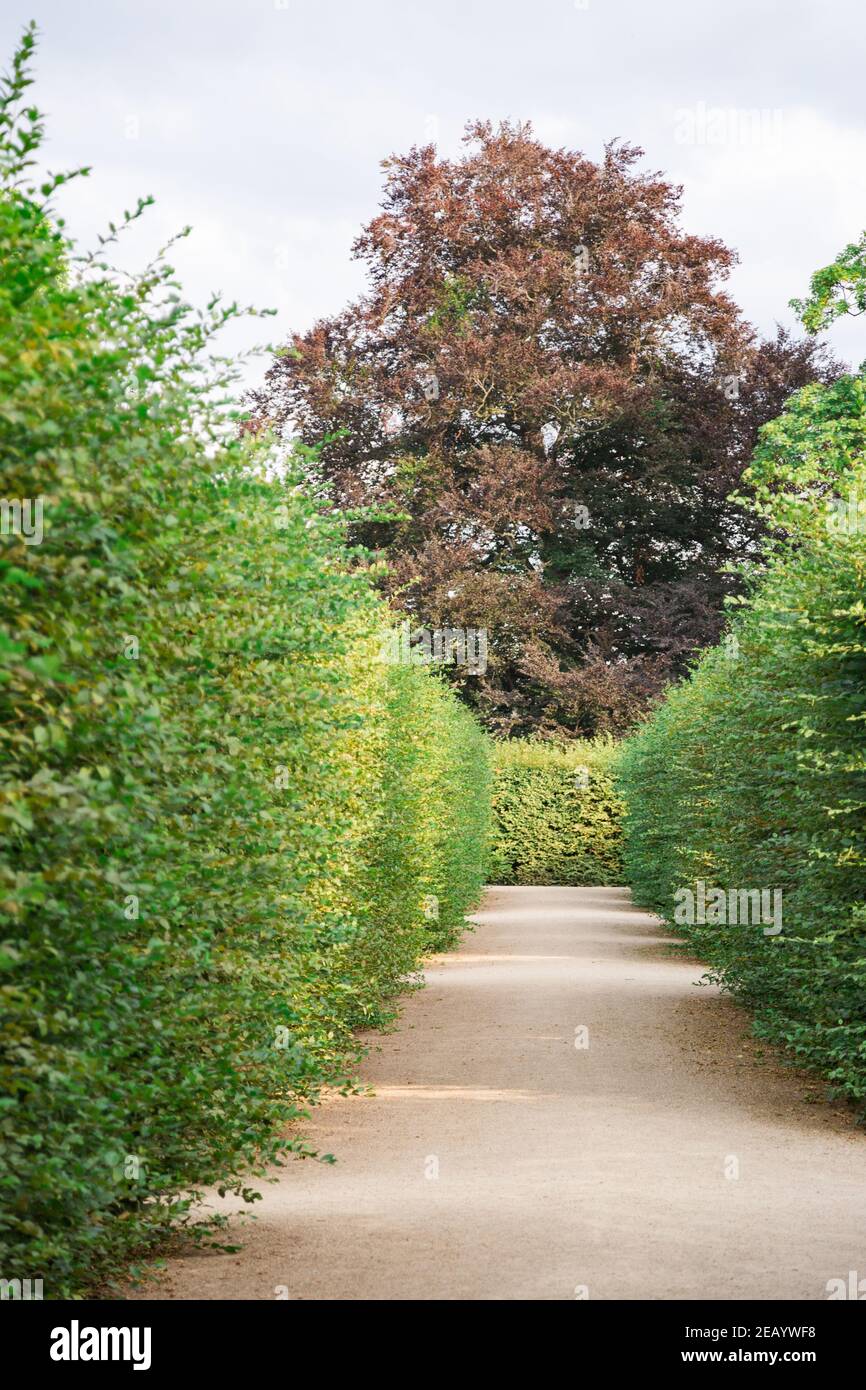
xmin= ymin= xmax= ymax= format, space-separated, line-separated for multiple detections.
xmin=2 ymin=0 xmax=864 ymax=384
xmin=667 ymin=107 xmax=866 ymax=365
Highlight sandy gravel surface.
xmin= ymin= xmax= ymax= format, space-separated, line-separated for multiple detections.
xmin=132 ymin=886 xmax=866 ymax=1300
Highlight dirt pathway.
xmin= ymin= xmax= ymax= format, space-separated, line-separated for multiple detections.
xmin=136 ymin=886 xmax=866 ymax=1300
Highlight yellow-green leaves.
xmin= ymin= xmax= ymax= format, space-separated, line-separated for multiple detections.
xmin=488 ymin=738 xmax=623 ymax=885
xmin=0 ymin=27 xmax=490 ymax=1298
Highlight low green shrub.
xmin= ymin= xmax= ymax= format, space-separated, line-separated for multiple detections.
xmin=488 ymin=739 xmax=624 ymax=885
xmin=619 ymin=345 xmax=866 ymax=1111
xmin=0 ymin=29 xmax=490 ymax=1297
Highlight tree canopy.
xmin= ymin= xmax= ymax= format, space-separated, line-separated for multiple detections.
xmin=253 ymin=121 xmax=838 ymax=737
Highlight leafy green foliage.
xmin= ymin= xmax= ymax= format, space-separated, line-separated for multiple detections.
xmin=790 ymin=230 xmax=866 ymax=333
xmin=0 ymin=27 xmax=490 ymax=1297
xmin=618 ymin=340 xmax=866 ymax=1110
xmin=488 ymin=740 xmax=623 ymax=885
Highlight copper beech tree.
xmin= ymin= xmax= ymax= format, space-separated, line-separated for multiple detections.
xmin=252 ymin=121 xmax=837 ymax=737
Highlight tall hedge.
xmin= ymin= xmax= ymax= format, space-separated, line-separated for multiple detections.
xmin=488 ymin=739 xmax=624 ymax=885
xmin=618 ymin=362 xmax=866 ymax=1112
xmin=0 ymin=30 xmax=489 ymax=1297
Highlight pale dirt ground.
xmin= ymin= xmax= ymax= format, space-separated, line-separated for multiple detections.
xmin=130 ymin=886 xmax=866 ymax=1301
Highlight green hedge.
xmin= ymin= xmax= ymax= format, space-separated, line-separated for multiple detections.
xmin=618 ymin=365 xmax=866 ymax=1112
xmin=488 ymin=739 xmax=624 ymax=885
xmin=0 ymin=30 xmax=490 ymax=1298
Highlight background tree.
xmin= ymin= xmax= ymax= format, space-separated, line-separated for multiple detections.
xmin=790 ymin=230 xmax=866 ymax=332
xmin=253 ymin=121 xmax=838 ymax=737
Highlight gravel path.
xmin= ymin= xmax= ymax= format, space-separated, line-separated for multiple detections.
xmin=135 ymin=886 xmax=866 ymax=1301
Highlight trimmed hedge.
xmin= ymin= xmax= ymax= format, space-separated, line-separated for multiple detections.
xmin=0 ymin=31 xmax=490 ymax=1298
xmin=488 ymin=739 xmax=624 ymax=885
xmin=618 ymin=364 xmax=866 ymax=1112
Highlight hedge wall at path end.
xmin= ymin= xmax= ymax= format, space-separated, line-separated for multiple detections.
xmin=488 ymin=739 xmax=624 ymax=885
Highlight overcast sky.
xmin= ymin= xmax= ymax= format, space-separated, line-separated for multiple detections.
xmin=3 ymin=0 xmax=865 ymax=390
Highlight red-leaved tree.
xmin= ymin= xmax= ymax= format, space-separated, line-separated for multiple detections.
xmin=252 ymin=122 xmax=838 ymax=736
